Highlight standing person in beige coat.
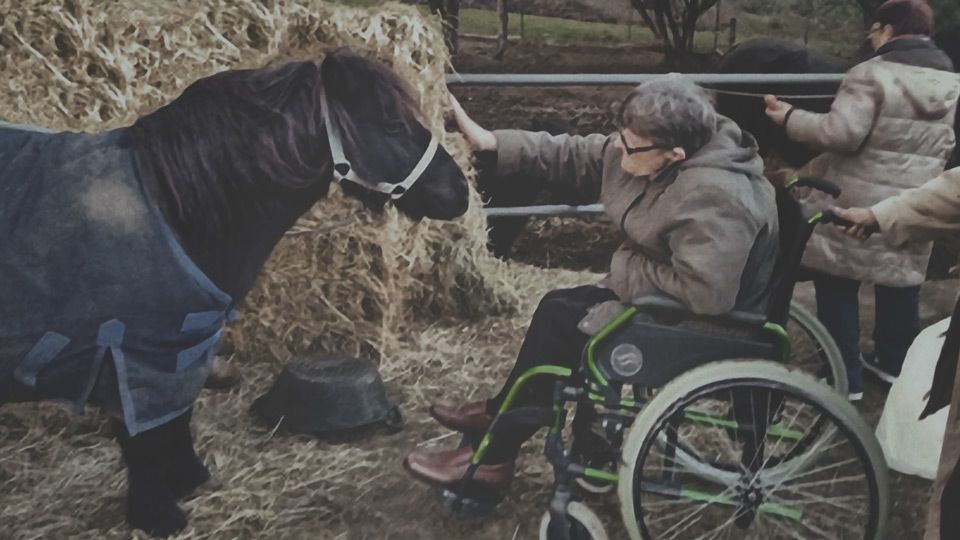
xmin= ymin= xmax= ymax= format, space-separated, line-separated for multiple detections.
xmin=402 ymin=77 xmax=779 ymax=491
xmin=831 ymin=166 xmax=960 ymax=539
xmin=765 ymin=0 xmax=958 ymax=400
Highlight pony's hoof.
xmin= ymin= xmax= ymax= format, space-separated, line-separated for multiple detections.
xmin=127 ymin=488 xmax=187 ymax=537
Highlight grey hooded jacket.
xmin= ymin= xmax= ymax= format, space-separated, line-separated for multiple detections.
xmin=494 ymin=115 xmax=778 ymax=330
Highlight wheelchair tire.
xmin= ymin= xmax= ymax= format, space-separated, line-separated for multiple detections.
xmin=539 ymin=501 xmax=609 ymax=540
xmin=618 ymin=360 xmax=888 ymax=540
xmin=786 ymin=302 xmax=848 ymax=396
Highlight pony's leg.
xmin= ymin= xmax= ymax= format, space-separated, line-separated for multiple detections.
xmin=114 ymin=418 xmax=187 ymax=537
xmin=164 ymin=408 xmax=211 ymax=498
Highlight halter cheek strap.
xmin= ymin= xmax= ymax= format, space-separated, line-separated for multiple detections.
xmin=319 ymin=79 xmax=438 ymax=200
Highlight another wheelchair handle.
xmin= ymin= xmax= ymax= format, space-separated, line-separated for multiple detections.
xmin=788 ymin=176 xmax=842 ymax=198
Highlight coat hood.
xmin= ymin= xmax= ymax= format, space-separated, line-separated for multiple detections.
xmin=680 ymin=116 xmax=767 ymax=180
xmin=877 ymin=38 xmax=960 ymax=119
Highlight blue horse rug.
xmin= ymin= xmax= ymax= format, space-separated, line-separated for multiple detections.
xmin=0 ymin=122 xmax=233 ymax=435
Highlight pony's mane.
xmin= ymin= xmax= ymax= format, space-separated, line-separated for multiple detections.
xmin=129 ymin=48 xmax=421 ymax=232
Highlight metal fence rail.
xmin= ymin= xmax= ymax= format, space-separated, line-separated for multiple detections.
xmin=456 ymin=72 xmax=843 ymax=217
xmin=484 ymin=204 xmax=606 ymax=217
xmin=446 ymin=73 xmax=844 ymax=86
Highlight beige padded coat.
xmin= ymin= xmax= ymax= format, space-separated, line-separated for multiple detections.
xmin=787 ymin=38 xmax=959 ymax=286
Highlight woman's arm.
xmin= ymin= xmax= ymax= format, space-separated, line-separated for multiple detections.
xmin=871 ymin=167 xmax=960 ymax=245
xmin=831 ymin=168 xmax=960 ymax=245
xmin=765 ymin=62 xmax=880 ymax=153
xmin=448 ymin=92 xmax=609 ymax=198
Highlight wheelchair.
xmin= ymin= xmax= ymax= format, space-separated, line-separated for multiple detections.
xmin=440 ymin=176 xmax=889 ymax=539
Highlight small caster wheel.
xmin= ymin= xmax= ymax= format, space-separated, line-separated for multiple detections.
xmin=539 ymin=501 xmax=608 ymax=540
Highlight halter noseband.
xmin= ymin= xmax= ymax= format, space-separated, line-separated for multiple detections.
xmin=319 ymin=79 xmax=438 ymax=201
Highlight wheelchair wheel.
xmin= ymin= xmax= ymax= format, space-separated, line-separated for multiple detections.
xmin=786 ymin=302 xmax=848 ymax=396
xmin=539 ymin=501 xmax=609 ymax=540
xmin=619 ymin=360 xmax=888 ymax=540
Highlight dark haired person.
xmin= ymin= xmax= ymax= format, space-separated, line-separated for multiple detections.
xmin=765 ymin=0 xmax=958 ymax=399
xmin=403 ymin=77 xmax=778 ymax=490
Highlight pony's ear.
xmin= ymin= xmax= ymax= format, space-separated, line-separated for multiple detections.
xmin=321 ymin=48 xmax=365 ymax=102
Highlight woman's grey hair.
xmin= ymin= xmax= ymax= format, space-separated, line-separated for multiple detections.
xmin=618 ymin=75 xmax=717 ymax=155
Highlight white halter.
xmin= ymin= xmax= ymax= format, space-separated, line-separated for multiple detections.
xmin=319 ymin=81 xmax=439 ymax=200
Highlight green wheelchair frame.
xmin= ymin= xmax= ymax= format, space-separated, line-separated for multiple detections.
xmin=472 ymin=308 xmax=793 ymax=503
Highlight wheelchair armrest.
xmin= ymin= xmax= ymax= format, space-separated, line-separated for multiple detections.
xmin=630 ymin=294 xmax=767 ymax=328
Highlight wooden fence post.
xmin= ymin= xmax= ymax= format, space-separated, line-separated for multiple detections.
xmin=520 ymin=8 xmax=525 ymax=40
xmin=713 ymin=0 xmax=722 ymax=50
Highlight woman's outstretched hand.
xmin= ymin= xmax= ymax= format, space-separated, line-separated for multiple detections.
xmin=448 ymin=93 xmax=497 ymax=152
xmin=764 ymin=94 xmax=792 ymax=126
xmin=829 ymin=206 xmax=880 ymax=240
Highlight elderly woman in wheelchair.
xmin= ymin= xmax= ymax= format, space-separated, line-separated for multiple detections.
xmin=405 ymin=77 xmax=889 ymax=539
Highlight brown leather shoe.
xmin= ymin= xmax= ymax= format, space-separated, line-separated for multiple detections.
xmin=204 ymin=355 xmax=241 ymax=390
xmin=403 ymin=445 xmax=514 ymax=490
xmin=429 ymin=399 xmax=493 ymax=433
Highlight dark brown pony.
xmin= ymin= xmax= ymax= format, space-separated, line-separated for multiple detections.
xmin=3 ymin=48 xmax=468 ymax=537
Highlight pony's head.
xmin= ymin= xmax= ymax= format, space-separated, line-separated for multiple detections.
xmin=131 ymin=49 xmax=468 ymax=233
xmin=319 ymin=49 xmax=469 ymax=220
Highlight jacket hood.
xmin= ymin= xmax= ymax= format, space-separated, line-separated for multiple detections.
xmin=875 ymin=37 xmax=954 ymax=72
xmin=876 ymin=38 xmax=960 ymax=118
xmin=679 ymin=115 xmax=766 ymax=180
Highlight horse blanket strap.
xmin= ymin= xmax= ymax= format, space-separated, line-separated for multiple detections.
xmin=0 ymin=125 xmax=233 ymax=435
xmin=318 ymin=79 xmax=438 ymax=200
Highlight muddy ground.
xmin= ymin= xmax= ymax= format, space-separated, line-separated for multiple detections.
xmin=1 ymin=37 xmax=952 ymax=539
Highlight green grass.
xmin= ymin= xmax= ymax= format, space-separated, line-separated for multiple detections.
xmin=333 ymin=0 xmax=862 ymax=57
xmin=333 ymin=0 xmax=662 ymax=47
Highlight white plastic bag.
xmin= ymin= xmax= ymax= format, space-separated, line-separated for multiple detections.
xmin=875 ymin=317 xmax=951 ymax=479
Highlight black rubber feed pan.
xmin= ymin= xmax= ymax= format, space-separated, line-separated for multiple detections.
xmin=251 ymin=355 xmax=403 ymax=438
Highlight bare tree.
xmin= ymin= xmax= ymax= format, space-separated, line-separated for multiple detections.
xmin=628 ymin=0 xmax=721 ymax=55
xmin=429 ymin=0 xmax=461 ymax=56
xmin=493 ymin=0 xmax=510 ymax=60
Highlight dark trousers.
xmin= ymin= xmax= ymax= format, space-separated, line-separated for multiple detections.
xmin=813 ymin=272 xmax=920 ymax=392
xmin=482 ymin=285 xmax=618 ymax=463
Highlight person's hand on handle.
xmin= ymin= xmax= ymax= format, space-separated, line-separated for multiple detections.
xmin=764 ymin=94 xmax=793 ymax=127
xmin=448 ymin=93 xmax=497 ymax=152
xmin=830 ymin=206 xmax=880 ymax=240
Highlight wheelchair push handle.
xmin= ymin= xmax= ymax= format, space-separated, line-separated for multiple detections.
xmin=819 ymin=209 xmax=857 ymax=228
xmin=787 ymin=176 xmax=842 ymax=198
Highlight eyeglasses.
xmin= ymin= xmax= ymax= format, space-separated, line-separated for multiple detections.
xmin=619 ymin=131 xmax=664 ymax=155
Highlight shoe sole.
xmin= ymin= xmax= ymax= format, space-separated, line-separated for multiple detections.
xmin=861 ymin=359 xmax=898 ymax=384
xmin=403 ymin=456 xmax=511 ymax=491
